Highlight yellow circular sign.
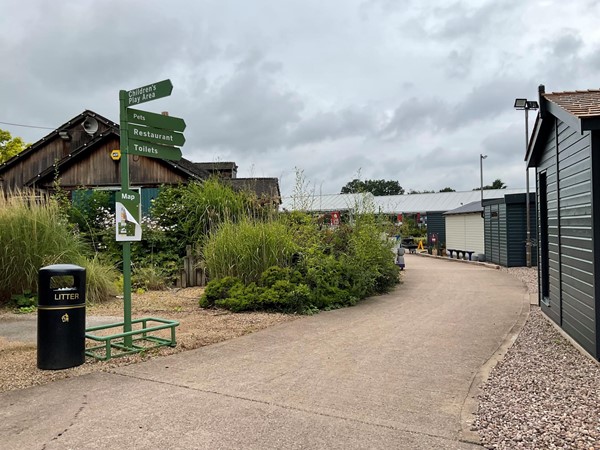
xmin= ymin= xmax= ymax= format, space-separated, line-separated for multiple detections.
xmin=111 ymin=149 xmax=121 ymax=161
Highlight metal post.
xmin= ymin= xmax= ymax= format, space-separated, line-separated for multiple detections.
xmin=480 ymin=154 xmax=487 ymax=206
xmin=119 ymin=90 xmax=133 ymax=348
xmin=525 ymin=108 xmax=532 ymax=268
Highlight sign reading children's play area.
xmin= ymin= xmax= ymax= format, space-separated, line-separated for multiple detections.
xmin=85 ymin=80 xmax=184 ymax=361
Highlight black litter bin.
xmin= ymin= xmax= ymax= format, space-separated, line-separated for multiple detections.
xmin=37 ymin=264 xmax=86 ymax=370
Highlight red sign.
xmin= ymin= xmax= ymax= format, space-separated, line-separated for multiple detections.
xmin=331 ymin=211 xmax=340 ymax=226
xmin=397 ymin=214 xmax=403 ymax=222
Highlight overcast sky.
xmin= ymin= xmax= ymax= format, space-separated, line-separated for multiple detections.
xmin=2 ymin=0 xmax=600 ymax=198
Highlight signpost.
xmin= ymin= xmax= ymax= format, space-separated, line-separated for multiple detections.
xmin=109 ymin=79 xmax=184 ymax=352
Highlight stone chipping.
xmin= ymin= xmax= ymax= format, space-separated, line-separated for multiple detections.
xmin=476 ymin=267 xmax=600 ymax=449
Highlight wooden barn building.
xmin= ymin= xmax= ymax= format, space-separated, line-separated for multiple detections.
xmin=526 ymin=86 xmax=600 ymax=360
xmin=0 ymin=111 xmax=280 ymax=211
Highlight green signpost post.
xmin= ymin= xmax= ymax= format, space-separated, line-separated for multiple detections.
xmin=85 ymin=79 xmax=183 ymax=360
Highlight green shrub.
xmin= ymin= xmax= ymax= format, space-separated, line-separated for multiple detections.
xmin=11 ymin=291 xmax=37 ymax=309
xmin=200 ymin=209 xmax=399 ymax=315
xmin=215 ymin=282 xmax=263 ymax=312
xmin=67 ymin=188 xmax=113 ymax=252
xmin=200 ymin=276 xmax=244 ymax=308
xmin=259 ymin=265 xmax=303 ymax=287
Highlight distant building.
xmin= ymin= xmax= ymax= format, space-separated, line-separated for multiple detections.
xmin=0 ymin=110 xmax=280 ymax=211
xmin=444 ymin=201 xmax=485 ymax=257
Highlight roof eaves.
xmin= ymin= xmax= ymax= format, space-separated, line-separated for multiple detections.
xmin=163 ymin=158 xmax=210 ymax=181
xmin=544 ymin=96 xmax=582 ymax=133
xmin=0 ymin=110 xmax=119 ymax=174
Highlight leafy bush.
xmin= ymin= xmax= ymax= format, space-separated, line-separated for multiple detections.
xmin=200 ymin=276 xmax=244 ymax=308
xmin=67 ymin=188 xmax=113 ymax=252
xmin=200 ymin=208 xmax=400 ymax=314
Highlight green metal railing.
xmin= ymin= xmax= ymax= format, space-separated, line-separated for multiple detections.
xmin=85 ymin=317 xmax=179 ymax=361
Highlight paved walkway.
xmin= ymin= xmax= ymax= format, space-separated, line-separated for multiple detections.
xmin=0 ymin=255 xmax=528 ymax=449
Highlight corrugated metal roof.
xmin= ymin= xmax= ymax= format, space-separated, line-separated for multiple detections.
xmin=374 ymin=189 xmax=528 ymax=213
xmin=281 ymin=189 xmax=528 ymax=213
xmin=280 ymin=193 xmax=376 ymax=212
xmin=444 ymin=201 xmax=482 ymax=215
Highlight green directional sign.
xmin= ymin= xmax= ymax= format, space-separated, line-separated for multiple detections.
xmin=130 ymin=124 xmax=185 ymax=147
xmin=128 ymin=138 xmax=182 ymax=161
xmin=127 ymin=108 xmax=186 ymax=132
xmin=126 ymin=79 xmax=173 ymax=107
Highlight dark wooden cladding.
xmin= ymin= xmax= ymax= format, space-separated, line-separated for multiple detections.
xmin=535 ymin=116 xmax=596 ymax=358
xmin=129 ymin=155 xmax=187 ymax=185
xmin=484 ymin=195 xmax=536 ymax=267
xmin=1 ymin=137 xmax=70 ymax=191
xmin=38 ymin=136 xmax=121 ymax=188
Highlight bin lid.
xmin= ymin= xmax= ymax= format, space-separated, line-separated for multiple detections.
xmin=40 ymin=264 xmax=85 ymax=273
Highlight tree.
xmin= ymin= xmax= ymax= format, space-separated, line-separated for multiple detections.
xmin=0 ymin=129 xmax=27 ymax=163
xmin=438 ymin=187 xmax=455 ymax=192
xmin=407 ymin=189 xmax=434 ymax=194
xmin=473 ymin=178 xmax=507 ymax=191
xmin=489 ymin=179 xmax=506 ymax=189
xmin=340 ymin=179 xmax=404 ymax=196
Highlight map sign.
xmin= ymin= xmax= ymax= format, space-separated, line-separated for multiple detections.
xmin=115 ymin=190 xmax=142 ymax=242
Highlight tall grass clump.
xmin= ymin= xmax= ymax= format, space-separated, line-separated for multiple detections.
xmin=77 ymin=254 xmax=118 ymax=303
xmin=152 ymin=178 xmax=255 ymax=254
xmin=0 ymin=191 xmax=117 ymax=304
xmin=203 ymin=219 xmax=297 ymax=284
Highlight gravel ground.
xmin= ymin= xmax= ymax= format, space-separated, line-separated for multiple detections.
xmin=0 ymin=287 xmax=297 ymax=393
xmin=477 ymin=267 xmax=600 ymax=449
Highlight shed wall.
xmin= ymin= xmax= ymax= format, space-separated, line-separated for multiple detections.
xmin=445 ymin=214 xmax=484 ymax=254
xmin=536 ymin=118 xmax=596 ymax=357
xmin=484 ymin=203 xmax=507 ymax=266
xmin=426 ymin=212 xmax=446 ymax=247
xmin=505 ymin=199 xmax=538 ymax=267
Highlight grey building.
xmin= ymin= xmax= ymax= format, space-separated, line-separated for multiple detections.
xmin=526 ymin=85 xmax=600 ymax=360
xmin=483 ymin=193 xmax=537 ymax=267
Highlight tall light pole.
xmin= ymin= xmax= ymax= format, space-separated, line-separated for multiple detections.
xmin=514 ymin=98 xmax=539 ymax=268
xmin=480 ymin=153 xmax=487 ymax=206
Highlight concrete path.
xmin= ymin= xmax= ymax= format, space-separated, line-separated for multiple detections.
xmin=0 ymin=255 xmax=528 ymax=449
